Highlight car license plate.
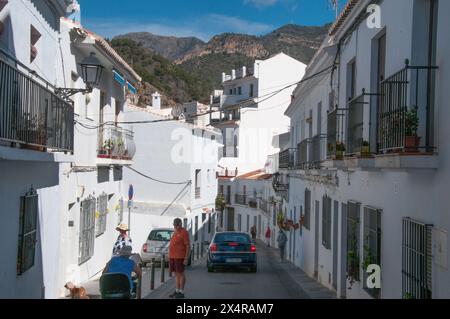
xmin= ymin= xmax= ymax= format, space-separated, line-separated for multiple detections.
xmin=226 ymin=258 xmax=242 ymax=263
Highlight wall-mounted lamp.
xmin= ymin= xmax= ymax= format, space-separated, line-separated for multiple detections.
xmin=55 ymin=52 xmax=103 ymax=101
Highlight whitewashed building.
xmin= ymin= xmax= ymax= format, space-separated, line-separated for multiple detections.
xmin=0 ymin=0 xmax=142 ymax=298
xmin=122 ymin=104 xmax=222 ymax=257
xmin=280 ymin=0 xmax=449 ymax=299
xmin=211 ymin=53 xmax=306 ymax=239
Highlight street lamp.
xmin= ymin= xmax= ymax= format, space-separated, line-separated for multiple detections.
xmin=56 ymin=52 xmax=103 ymax=101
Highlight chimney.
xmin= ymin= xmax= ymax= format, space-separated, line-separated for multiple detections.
xmin=152 ymin=92 xmax=161 ymax=109
xmin=231 ymin=69 xmax=236 ymax=80
xmin=242 ymin=66 xmax=246 ymax=78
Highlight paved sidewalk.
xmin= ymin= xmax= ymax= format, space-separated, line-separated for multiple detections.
xmin=262 ymin=242 xmax=336 ymax=299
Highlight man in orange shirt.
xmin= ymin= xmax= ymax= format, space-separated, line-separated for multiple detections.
xmin=168 ymin=218 xmax=191 ymax=299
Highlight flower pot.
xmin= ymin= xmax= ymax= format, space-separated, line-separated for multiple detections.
xmin=335 ymin=151 xmax=344 ymax=160
xmin=405 ymin=136 xmax=421 ymax=152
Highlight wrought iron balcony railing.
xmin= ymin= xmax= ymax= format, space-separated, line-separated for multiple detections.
xmin=0 ymin=57 xmax=74 ymax=152
xmin=279 ymin=148 xmax=296 ymax=169
xmin=296 ymin=139 xmax=309 ymax=169
xmin=235 ymin=194 xmax=247 ymax=205
xmin=378 ymin=60 xmax=437 ymax=154
xmin=98 ymin=124 xmax=135 ymax=160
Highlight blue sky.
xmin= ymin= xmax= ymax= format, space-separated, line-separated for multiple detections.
xmin=77 ymin=0 xmax=343 ymax=41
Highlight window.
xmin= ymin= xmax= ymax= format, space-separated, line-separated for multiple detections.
xmin=17 ymin=188 xmax=38 ymax=275
xmin=249 ymin=84 xmax=254 ymax=97
xmin=195 ymin=216 xmax=198 ymax=241
xmin=304 ymin=189 xmax=311 ymax=230
xmin=184 ymin=108 xmax=187 ymax=113
xmin=79 ymin=196 xmax=96 ymax=265
xmin=219 ymin=185 xmax=224 ymax=195
xmin=95 ymin=193 xmax=108 ymax=237
xmin=402 ymin=217 xmax=432 ymax=299
xmin=322 ymin=196 xmax=331 ymax=249
xmin=226 ymin=185 xmax=231 ymax=204
xmin=247 ymin=215 xmax=250 ymax=232
xmin=229 ymin=89 xmax=232 ymax=95
xmin=347 ymin=201 xmax=361 ymax=282
xmin=202 ymin=213 xmax=206 ymax=223
xmin=238 ymin=214 xmax=242 ymax=231
xmin=363 ymin=207 xmax=382 ymax=298
xmin=348 ymin=60 xmax=357 ymax=100
xmin=148 ymin=229 xmax=173 ymax=241
xmin=208 ymin=213 xmax=211 ymax=233
xmin=238 ymin=87 xmax=242 ymax=95
xmin=233 ymin=88 xmax=236 ymax=95
xmin=195 ymin=169 xmax=201 ymax=199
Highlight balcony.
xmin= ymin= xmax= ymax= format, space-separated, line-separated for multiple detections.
xmin=279 ymin=148 xmax=296 ymax=170
xmin=0 ymin=57 xmax=74 ymax=153
xmin=272 ymin=173 xmax=289 ymax=192
xmin=378 ymin=61 xmax=437 ymax=154
xmin=296 ymin=139 xmax=309 ymax=169
xmin=97 ymin=124 xmax=135 ymax=166
xmin=310 ymin=134 xmax=326 ymax=169
xmin=235 ymin=194 xmax=247 ymax=206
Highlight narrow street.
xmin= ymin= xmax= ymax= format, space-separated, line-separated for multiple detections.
xmin=147 ymin=242 xmax=334 ymax=299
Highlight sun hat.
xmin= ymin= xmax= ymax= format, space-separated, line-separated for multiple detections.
xmin=116 ymin=223 xmax=129 ymax=232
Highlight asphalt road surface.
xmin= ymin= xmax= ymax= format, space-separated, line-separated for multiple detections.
xmin=148 ymin=242 xmax=310 ymax=299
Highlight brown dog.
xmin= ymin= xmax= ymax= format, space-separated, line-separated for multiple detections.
xmin=65 ymin=282 xmax=90 ymax=299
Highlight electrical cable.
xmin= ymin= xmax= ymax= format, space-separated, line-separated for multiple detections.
xmin=125 ymin=166 xmax=191 ymax=185
xmin=160 ymin=182 xmax=192 ymax=216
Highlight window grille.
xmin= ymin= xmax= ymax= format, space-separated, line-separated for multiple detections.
xmin=402 ymin=217 xmax=433 ymax=299
xmin=17 ymin=187 xmax=38 ymax=275
xmin=304 ymin=189 xmax=311 ymax=230
xmin=363 ymin=207 xmax=382 ymax=298
xmin=322 ymin=195 xmax=332 ymax=249
xmin=95 ymin=193 xmax=108 ymax=237
xmin=347 ymin=201 xmax=361 ymax=283
xmin=79 ymin=196 xmax=95 ymax=265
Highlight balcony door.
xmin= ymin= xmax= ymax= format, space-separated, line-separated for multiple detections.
xmin=99 ymin=91 xmax=106 ymax=147
xmin=227 ymin=208 xmax=235 ymax=231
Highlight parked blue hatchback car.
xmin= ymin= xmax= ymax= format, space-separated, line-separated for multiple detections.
xmin=206 ymin=232 xmax=257 ymax=273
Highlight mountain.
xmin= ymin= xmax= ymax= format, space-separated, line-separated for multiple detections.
xmin=114 ymin=32 xmax=205 ymax=61
xmin=109 ymin=38 xmax=209 ymax=105
xmin=113 ymin=24 xmax=330 ymax=104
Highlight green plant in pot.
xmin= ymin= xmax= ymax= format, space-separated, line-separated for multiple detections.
xmin=215 ymin=193 xmax=225 ymax=211
xmin=102 ymin=139 xmax=113 ymax=155
xmin=335 ymin=141 xmax=346 ymax=159
xmin=405 ymin=106 xmax=420 ymax=152
xmin=361 ymin=140 xmax=370 ymax=156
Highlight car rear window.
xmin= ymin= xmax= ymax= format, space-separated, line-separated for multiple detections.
xmin=148 ymin=230 xmax=173 ymax=241
xmin=214 ymin=233 xmax=251 ymax=244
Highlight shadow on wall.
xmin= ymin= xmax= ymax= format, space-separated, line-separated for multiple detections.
xmin=0 ymin=160 xmax=60 ymax=298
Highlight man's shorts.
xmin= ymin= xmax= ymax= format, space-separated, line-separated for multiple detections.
xmin=169 ymin=258 xmax=185 ymax=273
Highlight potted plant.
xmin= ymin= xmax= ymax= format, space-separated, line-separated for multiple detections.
xmin=361 ymin=140 xmax=370 ymax=156
xmin=101 ymin=139 xmax=113 ymax=156
xmin=405 ymin=106 xmax=420 ymax=152
xmin=327 ymin=142 xmax=335 ymax=156
xmin=215 ymin=193 xmax=225 ymax=211
xmin=335 ymin=141 xmax=346 ymax=160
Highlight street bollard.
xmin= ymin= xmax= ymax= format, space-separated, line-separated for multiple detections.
xmin=161 ymin=254 xmax=165 ymax=283
xmin=150 ymin=258 xmax=155 ymax=290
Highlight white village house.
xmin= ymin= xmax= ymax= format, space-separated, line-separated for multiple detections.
xmin=210 ymin=53 xmax=306 ymax=242
xmin=278 ymin=0 xmax=450 ymax=299
xmin=0 ymin=0 xmax=143 ymax=298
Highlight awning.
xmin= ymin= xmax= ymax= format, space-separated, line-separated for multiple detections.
xmin=113 ymin=70 xmax=126 ymax=86
xmin=127 ymin=82 xmax=137 ymax=94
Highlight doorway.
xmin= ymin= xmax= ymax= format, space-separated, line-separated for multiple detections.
xmin=227 ymin=208 xmax=235 ymax=231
